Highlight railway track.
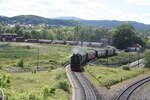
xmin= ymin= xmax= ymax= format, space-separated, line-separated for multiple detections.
xmin=66 ymin=65 xmax=101 ymax=100
xmin=115 ymin=76 xmax=150 ymax=100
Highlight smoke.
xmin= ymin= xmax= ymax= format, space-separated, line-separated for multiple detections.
xmin=72 ymin=45 xmax=87 ymax=54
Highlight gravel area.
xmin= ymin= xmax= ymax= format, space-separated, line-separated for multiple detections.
xmin=130 ymin=82 xmax=150 ymax=100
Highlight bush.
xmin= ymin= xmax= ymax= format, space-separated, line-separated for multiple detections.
xmin=17 ymin=59 xmax=24 ymax=68
xmin=55 ymin=80 xmax=69 ymax=92
xmin=0 ymin=73 xmax=10 ymax=88
xmin=41 ymin=85 xmax=49 ymax=99
xmin=49 ymin=87 xmax=56 ymax=94
xmin=122 ymin=66 xmax=131 ymax=71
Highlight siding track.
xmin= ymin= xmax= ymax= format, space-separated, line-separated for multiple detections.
xmin=115 ymin=76 xmax=150 ymax=100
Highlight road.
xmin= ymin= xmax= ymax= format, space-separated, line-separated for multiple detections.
xmin=66 ymin=65 xmax=102 ymax=100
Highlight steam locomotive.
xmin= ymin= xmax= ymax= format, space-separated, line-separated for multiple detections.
xmin=71 ymin=47 xmax=116 ymax=71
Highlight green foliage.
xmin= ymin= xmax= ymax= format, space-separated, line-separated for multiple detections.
xmin=144 ymin=50 xmax=150 ymax=67
xmin=85 ymin=66 xmax=148 ymax=88
xmin=0 ymin=44 xmax=71 ymax=70
xmin=41 ymin=85 xmax=49 ymax=99
xmin=0 ymin=73 xmax=10 ymax=88
xmin=122 ymin=65 xmax=131 ymax=71
xmin=7 ymin=68 xmax=71 ymax=100
xmin=112 ymin=23 xmax=145 ymax=49
xmin=54 ymin=80 xmax=70 ymax=92
xmin=8 ymin=92 xmax=41 ymax=100
xmin=17 ymin=59 xmax=24 ymax=68
xmin=98 ymin=52 xmax=143 ymax=66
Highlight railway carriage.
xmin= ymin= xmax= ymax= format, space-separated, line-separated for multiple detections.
xmin=25 ymin=39 xmax=39 ymax=43
xmin=52 ymin=40 xmax=66 ymax=44
xmin=86 ymin=50 xmax=97 ymax=61
xmin=66 ymin=41 xmax=78 ymax=45
xmin=96 ymin=49 xmax=106 ymax=58
xmin=38 ymin=39 xmax=52 ymax=44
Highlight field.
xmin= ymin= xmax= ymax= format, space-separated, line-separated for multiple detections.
xmin=0 ymin=42 xmax=72 ymax=71
xmin=85 ymin=65 xmax=150 ymax=89
xmin=0 ymin=42 xmax=73 ymax=100
xmin=1 ymin=68 xmax=71 ymax=100
xmin=98 ymin=52 xmax=143 ymax=66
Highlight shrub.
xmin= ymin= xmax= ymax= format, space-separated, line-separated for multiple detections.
xmin=122 ymin=66 xmax=131 ymax=71
xmin=55 ymin=80 xmax=69 ymax=92
xmin=49 ymin=87 xmax=56 ymax=94
xmin=41 ymin=85 xmax=49 ymax=99
xmin=0 ymin=73 xmax=10 ymax=88
xmin=28 ymin=93 xmax=40 ymax=100
xmin=17 ymin=59 xmax=24 ymax=68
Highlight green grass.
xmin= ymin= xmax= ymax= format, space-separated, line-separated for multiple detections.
xmin=0 ymin=43 xmax=72 ymax=70
xmin=4 ymin=68 xmax=71 ymax=100
xmin=98 ymin=52 xmax=143 ymax=66
xmin=0 ymin=43 xmax=72 ymax=99
xmin=85 ymin=65 xmax=149 ymax=88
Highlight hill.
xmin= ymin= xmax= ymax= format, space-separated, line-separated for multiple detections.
xmin=79 ymin=20 xmax=150 ymax=31
xmin=0 ymin=15 xmax=78 ymax=26
xmin=53 ymin=16 xmax=84 ymax=20
xmin=0 ymin=15 xmax=150 ymax=31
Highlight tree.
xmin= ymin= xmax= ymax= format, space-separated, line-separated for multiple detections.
xmin=112 ymin=23 xmax=145 ymax=49
xmin=144 ymin=50 xmax=150 ymax=67
xmin=13 ymin=24 xmax=23 ymax=36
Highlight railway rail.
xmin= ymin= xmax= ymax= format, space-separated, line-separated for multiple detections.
xmin=66 ymin=65 xmax=101 ymax=100
xmin=115 ymin=76 xmax=150 ymax=100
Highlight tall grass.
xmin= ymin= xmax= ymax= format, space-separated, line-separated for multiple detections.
xmin=6 ymin=68 xmax=71 ymax=100
xmin=85 ymin=65 xmax=149 ymax=88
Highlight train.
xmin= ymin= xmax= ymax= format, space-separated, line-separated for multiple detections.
xmin=70 ymin=47 xmax=116 ymax=71
xmin=14 ymin=39 xmax=104 ymax=48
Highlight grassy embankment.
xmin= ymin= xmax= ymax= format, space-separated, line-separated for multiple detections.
xmin=85 ymin=65 xmax=150 ymax=89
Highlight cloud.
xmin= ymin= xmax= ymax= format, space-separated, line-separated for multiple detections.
xmin=128 ymin=0 xmax=150 ymax=6
xmin=0 ymin=0 xmax=150 ymax=24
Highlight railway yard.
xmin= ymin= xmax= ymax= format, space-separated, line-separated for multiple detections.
xmin=0 ymin=42 xmax=150 ymax=100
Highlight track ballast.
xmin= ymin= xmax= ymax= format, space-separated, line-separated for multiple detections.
xmin=115 ymin=76 xmax=150 ymax=100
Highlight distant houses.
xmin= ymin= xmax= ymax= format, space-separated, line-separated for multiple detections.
xmin=126 ymin=44 xmax=142 ymax=52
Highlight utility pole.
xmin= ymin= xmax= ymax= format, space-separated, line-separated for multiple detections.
xmin=37 ymin=48 xmax=39 ymax=70
xmin=107 ymin=57 xmax=109 ymax=65
xmin=128 ymin=53 xmax=130 ymax=64
xmin=138 ymin=52 xmax=140 ymax=68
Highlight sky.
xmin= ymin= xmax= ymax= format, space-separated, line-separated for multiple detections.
xmin=0 ymin=0 xmax=150 ymax=24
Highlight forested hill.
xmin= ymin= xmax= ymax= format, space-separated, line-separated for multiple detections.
xmin=0 ymin=15 xmax=150 ymax=31
xmin=79 ymin=20 xmax=150 ymax=31
xmin=0 ymin=15 xmax=78 ymax=26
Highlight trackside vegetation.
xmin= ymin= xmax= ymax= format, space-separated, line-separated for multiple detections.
xmin=85 ymin=65 xmax=149 ymax=89
xmin=2 ymin=68 xmax=71 ymax=100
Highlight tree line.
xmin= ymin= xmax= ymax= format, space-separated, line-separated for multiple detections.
xmin=0 ymin=23 xmax=148 ymax=49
